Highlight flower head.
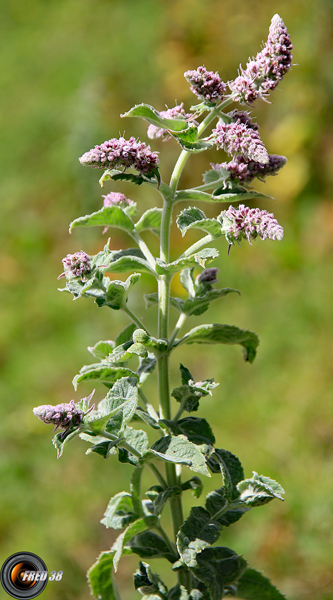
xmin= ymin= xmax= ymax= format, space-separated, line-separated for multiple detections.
xmin=102 ymin=191 xmax=135 ymax=209
xmin=215 ymin=154 xmax=287 ymax=184
xmin=79 ymin=136 xmax=159 ymax=176
xmin=33 ymin=400 xmax=84 ymax=432
xmin=147 ymin=103 xmax=191 ymax=140
xmin=59 ymin=251 xmax=91 ymax=280
xmin=229 ymin=14 xmax=293 ymax=103
xmin=220 ymin=204 xmax=283 ymax=246
xmin=213 ymin=114 xmax=269 ymax=164
xmin=184 ymin=66 xmax=226 ymax=103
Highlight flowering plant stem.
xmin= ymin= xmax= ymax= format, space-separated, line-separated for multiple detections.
xmin=34 ymin=14 xmax=293 ymax=600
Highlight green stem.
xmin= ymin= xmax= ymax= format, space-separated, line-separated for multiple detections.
xmin=168 ymin=312 xmax=187 ymax=347
xmin=148 ymin=462 xmax=168 ymax=489
xmin=122 ymin=305 xmax=150 ymax=334
xmin=173 ymin=399 xmax=187 ymax=422
xmin=131 ymin=231 xmax=156 ymax=270
xmin=155 ymin=523 xmax=178 ymax=558
xmin=179 ymin=233 xmax=214 ymax=258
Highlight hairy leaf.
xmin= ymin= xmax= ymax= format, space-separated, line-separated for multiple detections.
xmin=122 ymin=103 xmax=188 ymax=131
xmin=176 ymin=207 xmax=221 ymax=238
xmin=88 ymin=340 xmax=114 ymax=360
xmin=112 ymin=516 xmax=158 ymax=571
xmin=73 ymin=364 xmax=137 ymax=390
xmin=177 ymin=506 xmax=221 ymax=567
xmin=150 ymin=436 xmax=211 ymax=476
xmin=182 ymin=288 xmax=240 ymax=317
xmin=191 ymin=547 xmax=247 ymax=600
xmin=87 ymin=550 xmax=120 ymax=600
xmin=171 ymin=126 xmax=213 ymax=152
xmin=69 ymin=205 xmax=134 ymax=233
xmin=156 ymin=249 xmax=219 ymax=276
xmin=127 ymin=531 xmax=178 ymax=563
xmin=106 ymin=248 xmax=155 ymax=275
xmin=101 ymin=492 xmax=137 ymax=530
xmin=181 ymin=476 xmax=203 ymax=499
xmin=134 ymin=561 xmax=168 ymax=599
xmin=135 ymin=208 xmax=162 ymax=235
xmin=176 ymin=324 xmax=259 ymax=363
xmin=52 ymin=428 xmax=82 ymax=459
xmin=115 ymin=323 xmax=137 ymax=347
xmin=236 ymin=472 xmax=285 ymax=506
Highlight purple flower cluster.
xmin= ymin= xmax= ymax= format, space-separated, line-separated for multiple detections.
xmin=214 ymin=154 xmax=287 ymax=184
xmin=102 ymin=191 xmax=135 ymax=208
xmin=229 ymin=14 xmax=293 ymax=103
xmin=213 ymin=113 xmax=269 ymax=164
xmin=184 ymin=66 xmax=226 ymax=103
xmin=59 ymin=251 xmax=91 ymax=279
xmin=79 ymin=136 xmax=159 ymax=176
xmin=147 ymin=103 xmax=191 ymax=140
xmin=33 ymin=400 xmax=84 ymax=432
xmin=220 ymin=204 xmax=284 ymax=245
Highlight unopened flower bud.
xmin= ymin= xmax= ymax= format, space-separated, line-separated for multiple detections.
xmin=59 ymin=251 xmax=91 ymax=280
xmin=33 ymin=400 xmax=83 ymax=432
xmin=184 ymin=66 xmax=226 ymax=103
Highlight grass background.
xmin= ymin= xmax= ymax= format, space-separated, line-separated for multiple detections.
xmin=0 ymin=0 xmax=332 ymax=598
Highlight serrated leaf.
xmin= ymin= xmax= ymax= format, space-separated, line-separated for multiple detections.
xmin=70 ymin=205 xmax=135 ymax=234
xmin=112 ymin=516 xmax=158 ymax=571
xmin=236 ymin=472 xmax=285 ymax=506
xmin=203 ymin=167 xmax=229 ymax=186
xmin=106 ymin=248 xmax=156 ymax=275
xmin=101 ymin=492 xmax=137 ymax=529
xmin=208 ymin=449 xmax=244 ymax=499
xmin=191 ymin=547 xmax=247 ymax=600
xmin=107 ymin=342 xmax=147 ymax=364
xmin=177 ymin=506 xmax=221 ymax=567
xmin=99 ymin=168 xmax=158 ymax=188
xmin=88 ymin=340 xmax=115 ymax=360
xmin=176 ymin=324 xmax=259 ymax=363
xmin=72 ymin=364 xmax=137 ymax=390
xmin=171 ymin=126 xmax=214 ymax=152
xmin=156 ymin=249 xmax=219 ymax=276
xmin=127 ymin=531 xmax=178 ymax=563
xmin=135 ymin=407 xmax=161 ymax=430
xmin=176 ymin=207 xmax=221 ymax=238
xmin=122 ymin=103 xmax=188 ymax=132
xmin=87 ymin=550 xmax=120 ymax=600
xmin=135 ymin=208 xmax=163 ymax=235
xmin=177 ymin=417 xmax=215 ymax=445
xmin=175 ymin=190 xmax=215 ymax=203
xmin=134 ymin=561 xmax=168 ymax=599
xmin=182 ymin=288 xmax=240 ymax=317
xmin=236 ymin=568 xmax=286 ymax=600
xmin=150 ymin=436 xmax=211 ymax=476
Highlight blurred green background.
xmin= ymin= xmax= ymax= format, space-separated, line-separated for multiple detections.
xmin=0 ymin=0 xmax=332 ymax=598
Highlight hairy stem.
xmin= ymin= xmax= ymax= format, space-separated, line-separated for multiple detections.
xmin=122 ymin=305 xmax=150 ymax=334
xmin=180 ymin=233 xmax=214 ymax=258
xmin=168 ymin=312 xmax=187 ymax=347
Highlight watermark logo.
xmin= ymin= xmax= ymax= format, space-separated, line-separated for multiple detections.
xmin=0 ymin=553 xmax=63 ymax=599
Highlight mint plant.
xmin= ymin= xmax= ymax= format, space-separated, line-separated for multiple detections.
xmin=34 ymin=14 xmax=292 ymax=600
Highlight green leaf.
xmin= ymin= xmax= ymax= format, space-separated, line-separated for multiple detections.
xmin=122 ymin=103 xmax=188 ymax=132
xmin=127 ymin=531 xmax=178 ymax=563
xmin=135 ymin=208 xmax=163 ymax=235
xmin=171 ymin=376 xmax=218 ymax=413
xmin=134 ymin=407 xmax=161 ymax=431
xmin=236 ymin=568 xmax=286 ymax=600
xmin=133 ymin=329 xmax=168 ymax=356
xmin=168 ymin=584 xmax=189 ymax=600
xmin=182 ymin=288 xmax=240 ymax=317
xmin=88 ymin=340 xmax=115 ymax=360
xmin=107 ymin=342 xmax=147 ymax=364
xmin=191 ymin=547 xmax=247 ymax=600
xmin=106 ymin=248 xmax=155 ymax=275
xmin=115 ymin=323 xmax=137 ymax=347
xmin=95 ymin=273 xmax=141 ymax=310
xmin=52 ymin=428 xmax=82 ymax=459
xmin=87 ymin=550 xmax=120 ymax=600
xmin=134 ymin=561 xmax=168 ymax=599
xmin=156 ymin=248 xmax=219 ymax=276
xmin=137 ymin=354 xmax=156 ymax=384
xmin=112 ymin=516 xmax=158 ymax=571
xmin=176 ymin=207 xmax=222 ymax=238
xmin=177 ymin=417 xmax=215 ymax=445
xmin=177 ymin=506 xmax=221 ymax=567
xmin=207 ymin=449 xmax=244 ymax=499
xmin=176 ymin=324 xmax=259 ymax=363
xmin=180 ymin=268 xmax=195 ymax=297
xmin=96 ymin=377 xmax=139 ymax=435
xmin=153 ymin=486 xmax=182 ymax=516
xmin=181 ymin=476 xmax=203 ymax=499
xmin=171 ymin=126 xmax=214 ymax=152
xmin=212 ymin=188 xmax=274 ymax=203
xmin=236 ymin=472 xmax=285 ymax=506
xmin=101 ymin=492 xmax=137 ymax=529
xmin=150 ymin=436 xmax=211 ymax=476
xmin=73 ymin=364 xmax=137 ymax=390
xmin=203 ymin=167 xmax=229 ymax=187
xmin=69 ymin=205 xmax=135 ymax=233
xmin=99 ymin=168 xmax=159 ymax=188
xmin=204 ymin=488 xmax=228 ymax=522
xmin=175 ymin=190 xmax=215 ymax=203
xmin=84 ymin=437 xmax=119 ymax=459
